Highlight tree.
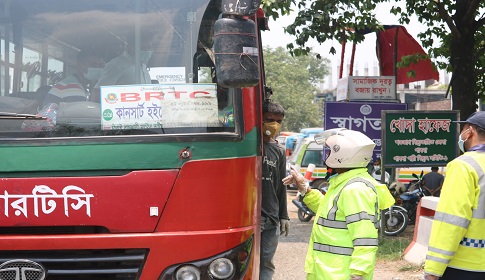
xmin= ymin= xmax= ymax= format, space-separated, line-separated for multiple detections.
xmin=262 ymin=0 xmax=485 ymax=120
xmin=263 ymin=46 xmax=330 ymax=131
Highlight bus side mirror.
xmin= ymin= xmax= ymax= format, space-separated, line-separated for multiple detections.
xmin=213 ymin=17 xmax=259 ymax=88
xmin=222 ymin=0 xmax=262 ymax=16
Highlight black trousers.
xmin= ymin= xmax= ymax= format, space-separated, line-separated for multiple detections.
xmin=440 ymin=267 xmax=485 ymax=280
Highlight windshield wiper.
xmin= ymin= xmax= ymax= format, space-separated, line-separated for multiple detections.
xmin=0 ymin=112 xmax=46 ymax=120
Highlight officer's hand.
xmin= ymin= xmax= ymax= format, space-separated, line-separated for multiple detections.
xmin=280 ymin=219 xmax=290 ymax=236
xmin=282 ymin=172 xmax=296 ymax=185
xmin=282 ymin=166 xmax=307 ymax=193
xmin=423 ymin=273 xmax=439 ymax=280
xmin=350 ymin=275 xmax=363 ymax=280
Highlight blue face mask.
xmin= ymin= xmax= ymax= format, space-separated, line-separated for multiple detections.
xmin=458 ymin=129 xmax=469 ymax=153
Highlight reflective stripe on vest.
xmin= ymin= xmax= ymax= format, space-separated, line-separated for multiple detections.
xmin=434 ymin=211 xmax=470 ymax=229
xmin=428 ymin=245 xmax=455 ymax=256
xmin=353 ymin=238 xmax=378 ymax=246
xmin=317 ymin=212 xmax=379 ymax=229
xmin=426 ymin=254 xmax=451 ymax=265
xmin=317 ymin=217 xmax=347 ymax=229
xmin=313 ymin=242 xmax=354 ymax=256
xmin=346 ymin=211 xmax=377 ymax=225
xmin=460 ymin=155 xmax=485 ymax=219
xmin=326 ymin=178 xmax=379 ymax=228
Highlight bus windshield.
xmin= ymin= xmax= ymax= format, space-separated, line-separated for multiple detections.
xmin=0 ymin=0 xmax=239 ymax=140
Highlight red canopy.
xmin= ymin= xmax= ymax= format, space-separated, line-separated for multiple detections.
xmin=376 ymin=26 xmax=439 ymax=84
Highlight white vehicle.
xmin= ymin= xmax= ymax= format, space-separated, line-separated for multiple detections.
xmin=286 ymin=136 xmax=328 ymax=189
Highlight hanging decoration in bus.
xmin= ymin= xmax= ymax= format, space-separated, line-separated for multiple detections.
xmin=100 ymin=83 xmax=219 ymax=130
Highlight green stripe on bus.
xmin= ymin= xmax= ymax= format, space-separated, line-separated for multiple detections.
xmin=0 ymin=128 xmax=258 ymax=173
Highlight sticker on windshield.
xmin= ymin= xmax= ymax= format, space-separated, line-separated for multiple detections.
xmin=149 ymin=67 xmax=185 ymax=84
xmin=100 ymin=83 xmax=219 ymax=130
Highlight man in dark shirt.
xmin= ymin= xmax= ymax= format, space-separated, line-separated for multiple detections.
xmin=422 ymin=167 xmax=444 ymax=197
xmin=260 ymin=100 xmax=289 ymax=280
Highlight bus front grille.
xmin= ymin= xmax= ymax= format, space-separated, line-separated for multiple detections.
xmin=0 ymin=249 xmax=147 ymax=280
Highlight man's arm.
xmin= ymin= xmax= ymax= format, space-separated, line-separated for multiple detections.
xmin=421 ymin=175 xmax=437 ymax=195
xmin=421 ymin=178 xmax=434 ymax=195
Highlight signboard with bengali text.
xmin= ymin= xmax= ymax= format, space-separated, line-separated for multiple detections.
xmin=336 ymin=76 xmax=396 ymax=101
xmin=100 ymin=84 xmax=219 ymax=130
xmin=382 ymin=110 xmax=459 ymax=167
xmin=324 ymin=102 xmax=408 ymax=160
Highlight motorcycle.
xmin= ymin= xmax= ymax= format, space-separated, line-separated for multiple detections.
xmin=383 ymin=172 xmax=428 ymax=235
xmin=383 ymin=206 xmax=409 ymax=236
xmin=400 ymin=171 xmax=426 ymax=225
xmin=383 ymin=181 xmax=409 ymax=236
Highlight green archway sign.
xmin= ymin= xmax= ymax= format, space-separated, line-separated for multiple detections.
xmin=382 ymin=110 xmax=460 ymax=167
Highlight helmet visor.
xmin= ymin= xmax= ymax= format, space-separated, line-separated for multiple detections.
xmin=314 ymin=128 xmax=348 ymax=145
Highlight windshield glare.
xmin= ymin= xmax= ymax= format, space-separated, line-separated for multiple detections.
xmin=0 ymin=0 xmax=239 ymax=139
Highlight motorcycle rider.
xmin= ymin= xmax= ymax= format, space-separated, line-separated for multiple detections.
xmin=370 ymin=157 xmax=390 ymax=184
xmin=283 ymin=128 xmax=394 ymax=280
xmin=424 ymin=111 xmax=485 ymax=280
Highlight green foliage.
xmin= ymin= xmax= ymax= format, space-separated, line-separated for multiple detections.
xmin=263 ymin=0 xmax=385 ymax=56
xmin=377 ymin=235 xmax=412 ymax=261
xmin=263 ymin=46 xmax=330 ymax=131
xmin=262 ymin=0 xmax=485 ymax=120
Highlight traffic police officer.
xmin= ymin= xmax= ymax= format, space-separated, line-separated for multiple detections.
xmin=424 ymin=111 xmax=485 ymax=280
xmin=283 ymin=128 xmax=394 ymax=279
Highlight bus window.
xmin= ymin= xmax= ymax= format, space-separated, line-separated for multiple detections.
xmin=0 ymin=0 xmax=238 ymax=140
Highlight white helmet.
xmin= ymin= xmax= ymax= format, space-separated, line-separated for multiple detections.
xmin=389 ymin=181 xmax=406 ymax=196
xmin=315 ymin=128 xmax=375 ymax=168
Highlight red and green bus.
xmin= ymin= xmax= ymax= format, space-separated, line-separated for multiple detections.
xmin=0 ymin=0 xmax=267 ymax=279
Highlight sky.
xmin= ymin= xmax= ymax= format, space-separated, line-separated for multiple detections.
xmin=260 ymin=3 xmax=450 ymax=90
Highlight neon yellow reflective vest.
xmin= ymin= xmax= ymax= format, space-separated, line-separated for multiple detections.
xmin=303 ymin=168 xmax=394 ymax=280
xmin=424 ymin=152 xmax=485 ymax=276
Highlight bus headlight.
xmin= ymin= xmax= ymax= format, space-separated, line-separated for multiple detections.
xmin=208 ymin=258 xmax=234 ymax=279
xmin=175 ymin=265 xmax=200 ymax=280
xmin=159 ymin=235 xmax=253 ymax=280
